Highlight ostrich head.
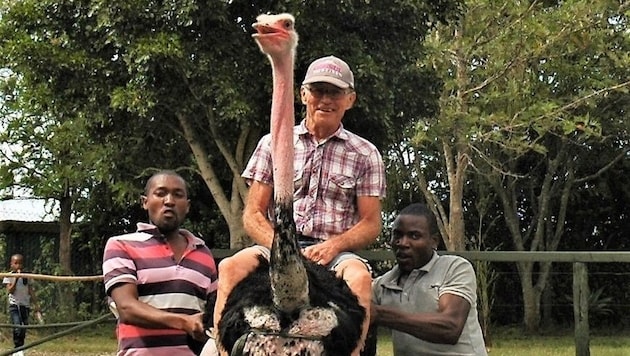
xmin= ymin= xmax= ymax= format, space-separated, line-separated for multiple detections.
xmin=252 ymin=13 xmax=308 ymax=314
xmin=252 ymin=13 xmax=298 ymax=63
xmin=252 ymin=13 xmax=298 ymax=204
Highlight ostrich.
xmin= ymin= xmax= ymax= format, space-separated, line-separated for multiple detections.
xmin=216 ymin=13 xmax=366 ymax=356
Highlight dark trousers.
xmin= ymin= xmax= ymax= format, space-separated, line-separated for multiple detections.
xmin=9 ymin=304 xmax=29 ymax=347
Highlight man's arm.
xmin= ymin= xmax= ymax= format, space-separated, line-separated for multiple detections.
xmin=333 ymin=195 xmax=382 ymax=251
xmin=242 ymin=180 xmax=275 ymax=248
xmin=303 ymin=196 xmax=382 ymax=264
xmin=371 ymin=293 xmax=471 ymax=345
xmin=110 ymin=283 xmax=206 ymax=341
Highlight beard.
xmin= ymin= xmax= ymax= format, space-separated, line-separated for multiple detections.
xmin=152 ymin=217 xmax=182 ymax=235
xmin=157 ymin=225 xmax=178 ymax=235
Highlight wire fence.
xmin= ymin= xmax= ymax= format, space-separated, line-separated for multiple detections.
xmin=1 ymin=224 xmax=630 ymax=354
xmin=0 ymin=251 xmax=626 ymax=328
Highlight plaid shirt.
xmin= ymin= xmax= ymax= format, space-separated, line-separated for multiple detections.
xmin=242 ymin=120 xmax=386 ymax=240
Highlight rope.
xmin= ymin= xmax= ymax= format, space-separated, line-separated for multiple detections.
xmin=0 ymin=313 xmax=113 ymax=356
xmin=0 ymin=272 xmax=103 ymax=282
xmin=249 ymin=328 xmax=324 ymax=342
xmin=0 ymin=319 xmax=115 ymax=329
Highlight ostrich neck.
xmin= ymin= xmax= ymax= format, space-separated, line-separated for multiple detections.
xmin=270 ymin=54 xmax=295 ymax=205
xmin=268 ymin=49 xmax=309 ymax=313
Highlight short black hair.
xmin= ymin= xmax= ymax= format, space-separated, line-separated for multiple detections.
xmin=144 ymin=170 xmax=187 ymax=196
xmin=398 ymin=203 xmax=439 ymax=235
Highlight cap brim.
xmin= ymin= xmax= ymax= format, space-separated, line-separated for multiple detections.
xmin=302 ymin=76 xmax=352 ymax=89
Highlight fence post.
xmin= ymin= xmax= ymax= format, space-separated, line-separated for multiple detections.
xmin=573 ymin=262 xmax=590 ymax=356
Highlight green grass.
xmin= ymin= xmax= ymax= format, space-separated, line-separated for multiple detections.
xmin=1 ymin=325 xmax=630 ymax=355
xmin=375 ymin=327 xmax=630 ymax=356
xmin=484 ymin=327 xmax=630 ymax=356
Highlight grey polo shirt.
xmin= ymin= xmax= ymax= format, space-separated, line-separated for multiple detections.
xmin=372 ymin=252 xmax=488 ymax=356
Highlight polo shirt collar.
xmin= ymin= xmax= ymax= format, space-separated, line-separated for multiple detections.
xmin=382 ymin=251 xmax=440 ymax=287
xmin=419 ymin=251 xmax=440 ymax=273
xmin=135 ymin=222 xmax=206 ymax=247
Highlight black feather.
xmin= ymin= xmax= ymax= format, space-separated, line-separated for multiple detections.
xmin=218 ymin=255 xmax=365 ymax=355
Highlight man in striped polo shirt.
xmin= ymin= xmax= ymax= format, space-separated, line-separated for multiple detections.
xmin=103 ymin=170 xmax=217 ymax=355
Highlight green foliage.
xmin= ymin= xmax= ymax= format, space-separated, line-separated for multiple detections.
xmin=1 ymin=0 xmax=464 ymax=248
xmin=403 ymin=0 xmax=630 ymax=242
xmin=404 ymin=0 xmax=630 ymax=329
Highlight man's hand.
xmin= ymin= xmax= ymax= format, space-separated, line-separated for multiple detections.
xmin=183 ymin=312 xmax=208 ymax=342
xmin=302 ymin=240 xmax=340 ymax=265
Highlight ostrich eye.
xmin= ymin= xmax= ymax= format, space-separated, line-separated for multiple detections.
xmin=282 ymin=20 xmax=293 ymax=29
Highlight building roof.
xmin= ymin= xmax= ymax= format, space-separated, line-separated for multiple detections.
xmin=0 ymin=199 xmax=59 ymax=234
xmin=0 ymin=220 xmax=59 ymax=234
xmin=0 ymin=199 xmax=55 ymax=222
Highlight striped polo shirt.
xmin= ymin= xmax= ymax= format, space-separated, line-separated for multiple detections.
xmin=242 ymin=119 xmax=386 ymax=240
xmin=102 ymin=223 xmax=217 ymax=356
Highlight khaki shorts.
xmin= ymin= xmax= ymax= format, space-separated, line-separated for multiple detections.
xmin=249 ymin=244 xmax=372 ymax=273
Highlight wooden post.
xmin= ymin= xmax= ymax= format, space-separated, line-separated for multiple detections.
xmin=573 ymin=262 xmax=590 ymax=356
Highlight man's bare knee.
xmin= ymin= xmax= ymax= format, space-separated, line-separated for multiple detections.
xmin=218 ymin=249 xmax=263 ymax=288
xmin=335 ymin=260 xmax=371 ymax=289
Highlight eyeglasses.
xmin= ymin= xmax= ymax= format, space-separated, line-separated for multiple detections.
xmin=303 ymin=85 xmax=353 ymax=99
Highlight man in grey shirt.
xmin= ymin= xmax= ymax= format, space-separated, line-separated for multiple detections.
xmin=371 ymin=203 xmax=488 ymax=356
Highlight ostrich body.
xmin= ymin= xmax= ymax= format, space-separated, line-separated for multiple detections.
xmin=216 ymin=13 xmax=365 ymax=356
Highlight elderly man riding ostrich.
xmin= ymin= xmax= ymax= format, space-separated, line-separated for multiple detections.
xmin=210 ymin=13 xmax=385 ymax=356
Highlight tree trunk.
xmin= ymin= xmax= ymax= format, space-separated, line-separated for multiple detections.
xmin=541 ymin=280 xmax=555 ymax=328
xmin=225 ymin=208 xmax=250 ymax=249
xmin=474 ymin=260 xmax=495 ymax=347
xmin=177 ymin=113 xmax=250 ymax=248
xmin=418 ymin=25 xmax=470 ymax=253
xmin=58 ymin=193 xmax=76 ymax=318
xmin=518 ymin=261 xmax=542 ymax=332
xmin=58 ymin=195 xmax=73 ymax=275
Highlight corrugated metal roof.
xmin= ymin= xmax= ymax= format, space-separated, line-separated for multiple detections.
xmin=0 ymin=199 xmax=55 ymax=222
xmin=0 ymin=199 xmax=58 ymax=234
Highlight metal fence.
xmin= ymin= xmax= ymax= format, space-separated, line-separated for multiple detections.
xmin=0 ymin=235 xmax=628 ymax=356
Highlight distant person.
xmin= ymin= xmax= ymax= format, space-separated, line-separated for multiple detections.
xmin=102 ymin=170 xmax=218 ymax=355
xmin=3 ymin=253 xmax=39 ymax=354
xmin=371 ymin=203 xmax=488 ymax=356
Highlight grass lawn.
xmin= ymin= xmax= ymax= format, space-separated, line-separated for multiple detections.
xmin=1 ymin=324 xmax=630 ymax=355
xmin=484 ymin=326 xmax=630 ymax=356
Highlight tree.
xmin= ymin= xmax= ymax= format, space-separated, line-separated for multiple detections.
xmin=0 ymin=74 xmax=104 ymax=276
xmin=1 ymin=0 xmax=463 ymax=249
xmin=0 ymin=62 xmax=116 ymax=316
xmin=0 ymin=0 xmax=207 ymax=276
xmin=411 ymin=0 xmax=630 ymax=331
